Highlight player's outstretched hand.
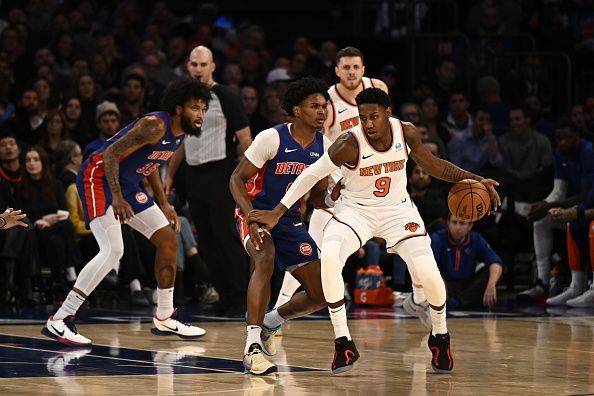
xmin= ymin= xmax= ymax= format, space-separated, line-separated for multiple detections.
xmin=112 ymin=195 xmax=134 ymax=223
xmin=479 ymin=178 xmax=501 ymax=212
xmin=1 ymin=208 xmax=28 ymax=229
xmin=248 ymin=209 xmax=281 ymax=233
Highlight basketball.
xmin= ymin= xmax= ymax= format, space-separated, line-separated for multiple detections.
xmin=447 ymin=179 xmax=491 ymax=222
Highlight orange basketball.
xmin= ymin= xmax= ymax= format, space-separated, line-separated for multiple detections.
xmin=447 ymin=179 xmax=491 ymax=222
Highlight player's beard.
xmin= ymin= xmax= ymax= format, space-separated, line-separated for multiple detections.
xmin=181 ymin=112 xmax=202 ymax=137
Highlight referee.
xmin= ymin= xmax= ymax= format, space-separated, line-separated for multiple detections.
xmin=165 ymin=46 xmax=252 ymax=317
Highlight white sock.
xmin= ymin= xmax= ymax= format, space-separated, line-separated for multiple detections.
xmin=412 ymin=284 xmax=426 ymax=305
xmin=65 ymin=267 xmax=77 ymax=282
xmin=129 ymin=279 xmax=141 ymax=293
xmin=54 ymin=290 xmax=86 ymax=320
xmin=570 ymin=271 xmax=585 ymax=288
xmin=245 ymin=325 xmax=262 ymax=354
xmin=430 ymin=305 xmax=448 ymax=335
xmin=329 ymin=304 xmax=351 ymax=340
xmin=156 ymin=288 xmax=174 ymax=319
xmin=274 ymin=272 xmax=301 ymax=308
xmin=263 ymin=308 xmax=285 ymax=329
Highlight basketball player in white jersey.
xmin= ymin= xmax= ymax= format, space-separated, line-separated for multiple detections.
xmin=272 ymin=47 xmax=389 ymax=314
xmin=250 ymin=88 xmax=501 ymax=373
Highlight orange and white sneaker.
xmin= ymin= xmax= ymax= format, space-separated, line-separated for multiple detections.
xmin=41 ymin=316 xmax=92 ymax=346
xmin=151 ymin=309 xmax=206 ymax=339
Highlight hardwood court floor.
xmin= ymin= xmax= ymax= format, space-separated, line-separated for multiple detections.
xmin=0 ymin=306 xmax=593 ymax=395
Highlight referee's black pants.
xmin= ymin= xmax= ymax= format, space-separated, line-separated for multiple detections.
xmin=186 ymin=159 xmax=248 ymax=310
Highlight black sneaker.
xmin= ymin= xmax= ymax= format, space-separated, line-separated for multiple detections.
xmin=428 ymin=332 xmax=453 ymax=373
xmin=331 ymin=336 xmax=360 ymax=374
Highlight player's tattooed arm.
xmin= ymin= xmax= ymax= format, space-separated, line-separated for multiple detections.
xmin=403 ymin=121 xmax=481 ymax=183
xmin=103 ymin=116 xmax=165 ymax=196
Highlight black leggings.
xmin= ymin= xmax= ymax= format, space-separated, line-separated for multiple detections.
xmin=36 ymin=220 xmax=82 ymax=284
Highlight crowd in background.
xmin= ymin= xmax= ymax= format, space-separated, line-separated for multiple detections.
xmin=0 ymin=0 xmax=593 ymax=311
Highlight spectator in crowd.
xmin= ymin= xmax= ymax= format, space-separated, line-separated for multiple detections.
xmin=400 ymin=101 xmax=421 ymax=125
xmin=447 ymin=106 xmax=502 ymax=174
xmin=54 ymin=140 xmax=82 ymax=188
xmin=524 ymin=95 xmax=555 ymax=143
xmin=83 ymin=101 xmax=120 ymax=157
xmin=38 ymin=109 xmax=69 ymax=161
xmin=62 ymin=96 xmax=91 ymax=148
xmin=240 ymin=85 xmax=269 ymax=137
xmin=432 ymin=57 xmax=458 ymax=112
xmin=570 ymin=103 xmax=592 ymax=143
xmin=419 ymin=95 xmax=450 ymax=145
xmin=76 ymin=74 xmax=100 ymax=134
xmin=9 ymin=88 xmax=43 ymax=145
xmin=499 ymin=104 xmax=553 ymax=206
xmin=12 ymin=146 xmax=82 ymax=301
xmin=259 ymin=84 xmax=288 ymax=126
xmin=475 ymin=75 xmax=510 ymax=134
xmin=496 ymin=104 xmax=553 ymax=291
xmin=118 ymin=73 xmax=147 ymax=126
xmin=222 ymin=62 xmax=243 ymax=94
xmin=431 ymin=214 xmax=504 ymax=308
xmin=164 ymin=45 xmax=251 ymax=317
xmin=442 ymin=91 xmax=472 ymax=141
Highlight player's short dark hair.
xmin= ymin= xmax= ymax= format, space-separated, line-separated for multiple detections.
xmin=355 ymin=87 xmax=391 ymax=109
xmin=336 ymin=46 xmax=364 ymax=64
xmin=160 ymin=77 xmax=211 ymax=114
xmin=281 ymin=76 xmax=329 ymax=117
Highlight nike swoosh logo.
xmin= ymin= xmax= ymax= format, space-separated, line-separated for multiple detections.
xmin=362 ymin=154 xmax=374 ymax=159
xmin=162 ymin=324 xmax=178 ymax=332
xmin=51 ymin=325 xmax=65 ymax=337
xmin=162 ymin=140 xmax=171 ymax=145
xmin=285 ymin=148 xmax=298 ymax=153
xmin=338 ymin=108 xmax=347 ymax=114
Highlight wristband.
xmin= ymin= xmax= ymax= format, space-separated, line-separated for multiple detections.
xmin=324 ymin=194 xmax=335 ymax=208
xmin=576 ymin=206 xmax=585 ymax=219
xmin=0 ymin=216 xmax=5 ymax=229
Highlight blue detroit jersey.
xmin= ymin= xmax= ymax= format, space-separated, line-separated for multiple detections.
xmin=246 ymin=123 xmax=325 ymax=218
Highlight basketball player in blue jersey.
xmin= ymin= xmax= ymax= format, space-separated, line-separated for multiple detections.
xmin=230 ymin=77 xmax=340 ymax=375
xmin=250 ymin=88 xmax=502 ymax=373
xmin=42 ymin=78 xmax=211 ymax=346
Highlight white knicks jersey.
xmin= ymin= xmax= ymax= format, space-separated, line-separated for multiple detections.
xmin=339 ymin=118 xmax=410 ymax=207
xmin=326 ymin=77 xmax=376 ymax=143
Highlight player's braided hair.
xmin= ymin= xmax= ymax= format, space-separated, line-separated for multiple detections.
xmin=281 ymin=76 xmax=329 ymax=117
xmin=160 ymin=77 xmax=211 ymax=114
xmin=355 ymin=87 xmax=391 ymax=109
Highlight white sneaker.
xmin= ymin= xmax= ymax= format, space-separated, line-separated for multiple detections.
xmin=260 ymin=325 xmax=279 ymax=356
xmin=402 ymin=294 xmax=432 ymax=331
xmin=243 ymin=343 xmax=277 ymax=375
xmin=566 ymin=284 xmax=594 ymax=308
xmin=546 ymin=284 xmax=586 ymax=306
xmin=41 ymin=316 xmax=92 ymax=346
xmin=151 ymin=309 xmax=206 ymax=339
